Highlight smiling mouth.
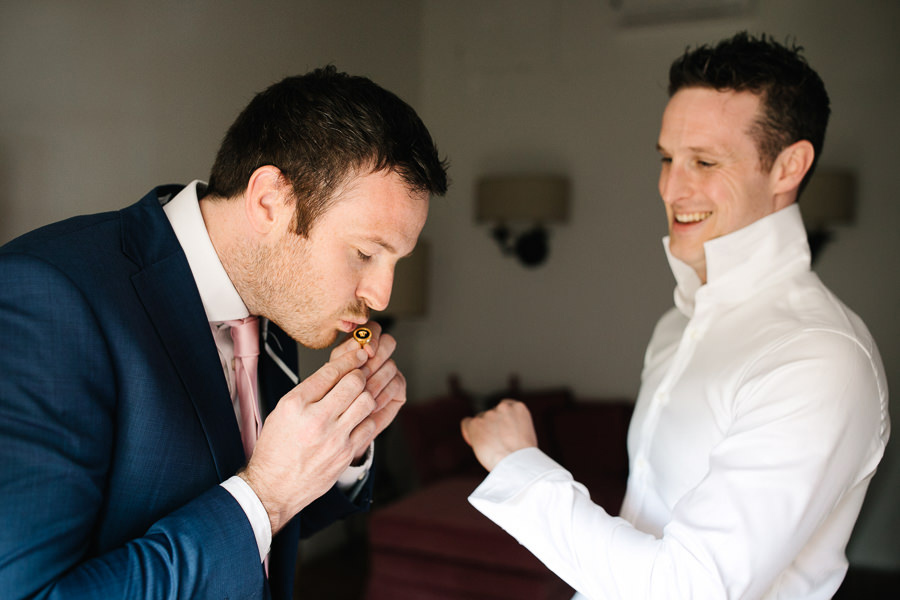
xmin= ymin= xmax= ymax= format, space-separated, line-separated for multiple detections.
xmin=675 ymin=211 xmax=712 ymax=224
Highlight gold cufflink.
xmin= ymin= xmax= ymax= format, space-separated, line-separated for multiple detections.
xmin=353 ymin=327 xmax=372 ymax=348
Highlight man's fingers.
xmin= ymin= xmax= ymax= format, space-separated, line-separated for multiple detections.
xmin=369 ymin=395 xmax=405 ymax=439
xmin=339 ymin=389 xmax=377 ymax=433
xmin=348 ymin=415 xmax=378 ymax=455
xmin=300 ymin=348 xmax=368 ymax=403
xmin=365 ymin=332 xmax=396 ymax=374
xmin=318 ymin=369 xmax=370 ymax=418
xmin=366 ymin=359 xmax=400 ymax=405
xmin=330 ymin=321 xmax=383 ymax=361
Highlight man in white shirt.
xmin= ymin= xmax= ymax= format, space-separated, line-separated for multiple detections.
xmin=0 ymin=66 xmax=447 ymax=599
xmin=461 ymin=32 xmax=889 ymax=599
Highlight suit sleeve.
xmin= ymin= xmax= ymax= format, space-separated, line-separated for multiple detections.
xmin=0 ymin=253 xmax=263 ymax=599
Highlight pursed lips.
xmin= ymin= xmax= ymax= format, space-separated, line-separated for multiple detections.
xmin=339 ymin=320 xmax=361 ymax=332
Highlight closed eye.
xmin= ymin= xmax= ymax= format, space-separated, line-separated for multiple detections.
xmin=356 ymin=249 xmax=372 ymax=262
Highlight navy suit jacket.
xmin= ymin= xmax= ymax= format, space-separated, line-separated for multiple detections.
xmin=0 ymin=186 xmax=371 ymax=599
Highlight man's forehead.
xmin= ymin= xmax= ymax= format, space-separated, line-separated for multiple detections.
xmin=326 ymin=167 xmax=422 ymax=205
xmin=670 ymin=88 xmax=760 ymax=121
xmin=659 ymin=89 xmax=760 ymax=148
xmin=311 ymin=171 xmax=427 ymax=250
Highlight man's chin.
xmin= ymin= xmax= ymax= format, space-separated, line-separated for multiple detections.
xmin=276 ymin=324 xmax=339 ymax=350
xmin=299 ymin=330 xmax=340 ymax=350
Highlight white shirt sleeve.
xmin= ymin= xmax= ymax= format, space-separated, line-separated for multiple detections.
xmin=469 ymin=448 xmax=676 ymax=600
xmin=337 ymin=441 xmax=374 ymax=493
xmin=469 ymin=334 xmax=886 ymax=600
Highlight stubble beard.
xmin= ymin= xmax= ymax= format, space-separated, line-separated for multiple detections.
xmin=229 ymin=236 xmax=369 ymax=350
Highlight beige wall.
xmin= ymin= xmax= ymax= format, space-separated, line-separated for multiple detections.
xmin=410 ymin=0 xmax=900 ymax=570
xmin=2 ymin=0 xmax=897 ymax=570
xmin=0 ymin=0 xmax=423 ymax=240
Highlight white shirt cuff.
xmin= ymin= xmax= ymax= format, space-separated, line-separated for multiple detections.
xmin=469 ymin=446 xmax=588 ymax=505
xmin=337 ymin=441 xmax=373 ymax=491
xmin=220 ymin=475 xmax=272 ymax=562
xmin=219 ymin=443 xmax=373 ymax=563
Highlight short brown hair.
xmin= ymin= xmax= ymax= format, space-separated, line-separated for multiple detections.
xmin=207 ymin=66 xmax=448 ymax=235
xmin=668 ymin=32 xmax=830 ymax=195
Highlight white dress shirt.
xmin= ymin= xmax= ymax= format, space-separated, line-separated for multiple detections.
xmin=163 ymin=181 xmax=372 ymax=562
xmin=469 ymin=204 xmax=889 ymax=599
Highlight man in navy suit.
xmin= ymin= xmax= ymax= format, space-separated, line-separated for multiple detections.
xmin=0 ymin=66 xmax=448 ymax=599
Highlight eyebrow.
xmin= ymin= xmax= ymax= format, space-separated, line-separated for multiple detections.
xmin=362 ymin=235 xmax=409 ymax=257
xmin=656 ymin=142 xmax=722 ymax=155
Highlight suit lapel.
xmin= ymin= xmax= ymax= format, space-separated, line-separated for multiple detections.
xmin=122 ymin=189 xmax=246 ymax=480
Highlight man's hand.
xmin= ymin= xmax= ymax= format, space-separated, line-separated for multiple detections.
xmin=239 ymin=347 xmax=375 ymax=534
xmin=330 ymin=321 xmax=407 ymax=459
xmin=461 ymin=399 xmax=538 ymax=472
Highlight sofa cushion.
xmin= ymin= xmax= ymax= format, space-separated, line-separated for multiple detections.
xmin=551 ymin=400 xmax=633 ymax=513
xmin=367 ymin=476 xmax=573 ymax=599
xmin=399 ymin=394 xmax=482 ymax=486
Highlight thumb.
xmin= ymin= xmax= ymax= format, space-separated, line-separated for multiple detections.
xmin=299 ymin=347 xmax=369 ymax=402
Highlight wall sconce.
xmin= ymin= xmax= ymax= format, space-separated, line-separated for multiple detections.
xmin=476 ymin=174 xmax=570 ymax=267
xmin=373 ymin=240 xmax=429 ymax=331
xmin=801 ymin=169 xmax=856 ymax=263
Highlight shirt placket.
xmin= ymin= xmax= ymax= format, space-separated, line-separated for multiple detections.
xmin=633 ymin=300 xmax=712 ymax=490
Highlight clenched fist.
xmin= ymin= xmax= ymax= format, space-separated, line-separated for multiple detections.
xmin=461 ymin=399 xmax=538 ymax=472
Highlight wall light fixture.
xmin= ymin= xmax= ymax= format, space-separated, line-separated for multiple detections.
xmin=476 ymin=174 xmax=570 ymax=267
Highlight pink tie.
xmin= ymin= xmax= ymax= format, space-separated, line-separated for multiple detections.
xmin=228 ymin=316 xmax=261 ymax=459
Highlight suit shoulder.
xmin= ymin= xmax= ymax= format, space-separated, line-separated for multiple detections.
xmin=1 ymin=210 xmax=121 ymax=259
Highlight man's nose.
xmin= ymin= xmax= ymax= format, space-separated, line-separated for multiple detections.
xmin=358 ymin=268 xmax=394 ymax=312
xmin=659 ymin=163 xmax=690 ymax=204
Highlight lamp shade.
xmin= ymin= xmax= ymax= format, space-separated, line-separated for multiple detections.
xmin=801 ymin=169 xmax=856 ymax=228
xmin=476 ymin=174 xmax=570 ymax=223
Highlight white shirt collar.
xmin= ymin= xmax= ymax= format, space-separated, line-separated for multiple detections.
xmin=162 ymin=180 xmax=249 ymax=323
xmin=663 ymin=203 xmax=812 ymax=316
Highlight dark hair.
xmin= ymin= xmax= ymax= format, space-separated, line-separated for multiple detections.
xmin=207 ymin=66 xmax=448 ymax=235
xmin=668 ymin=31 xmax=830 ymax=195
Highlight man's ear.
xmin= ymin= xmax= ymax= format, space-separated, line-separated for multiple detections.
xmin=771 ymin=140 xmax=815 ymax=204
xmin=243 ymin=165 xmax=291 ymax=235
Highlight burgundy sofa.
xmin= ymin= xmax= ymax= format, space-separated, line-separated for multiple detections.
xmin=365 ymin=377 xmax=634 ymax=599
